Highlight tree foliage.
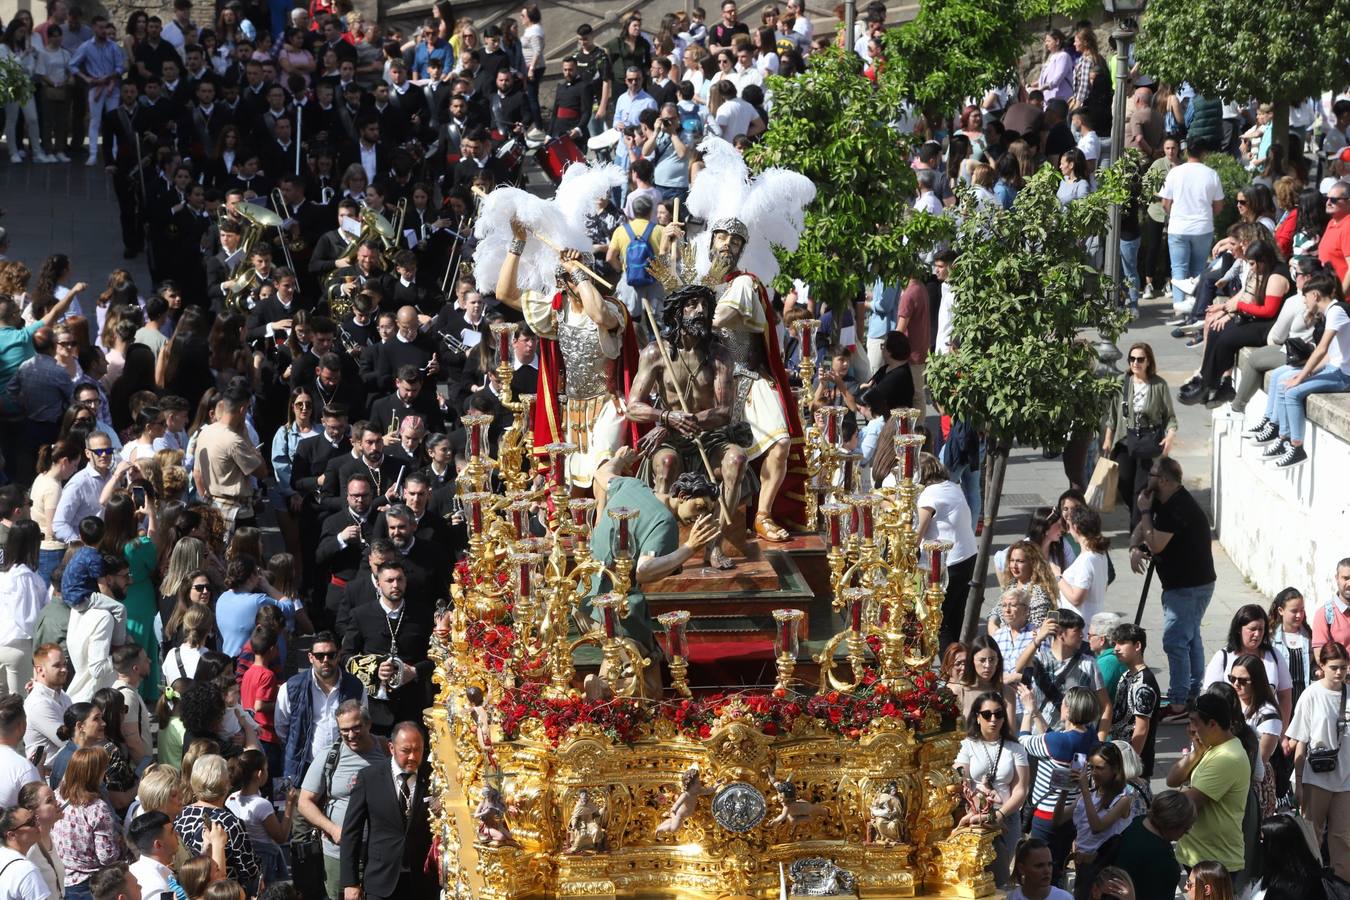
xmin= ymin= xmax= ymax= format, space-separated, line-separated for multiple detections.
xmin=926 ymin=157 xmax=1137 ymax=451
xmin=876 ymin=0 xmax=1025 ymax=121
xmin=1136 ymin=0 xmax=1350 ymax=108
xmin=748 ymin=48 xmax=951 ymax=310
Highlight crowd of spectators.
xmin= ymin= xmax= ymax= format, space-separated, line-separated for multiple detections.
xmin=0 ymin=2 xmax=1341 ymax=899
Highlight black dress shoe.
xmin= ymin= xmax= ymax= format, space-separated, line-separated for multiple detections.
xmin=1179 ymin=383 xmax=1207 ymax=405
xmin=1205 ymin=384 xmax=1237 ymax=407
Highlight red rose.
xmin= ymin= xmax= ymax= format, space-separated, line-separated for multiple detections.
xmin=827 ymin=708 xmax=843 ymax=724
xmin=763 ymin=722 xmax=779 ymax=735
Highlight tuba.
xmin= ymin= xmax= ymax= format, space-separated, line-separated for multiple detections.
xmin=323 ymin=207 xmax=396 ymax=320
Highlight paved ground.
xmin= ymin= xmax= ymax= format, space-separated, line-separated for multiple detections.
xmin=976 ymin=292 xmax=1269 ymax=792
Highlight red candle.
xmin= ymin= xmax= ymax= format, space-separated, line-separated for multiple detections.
xmin=800 ymin=323 xmax=814 ymax=350
xmin=518 ymin=560 xmax=531 ymax=597
xmin=930 ymin=548 xmax=943 ymax=587
xmin=843 ymin=457 xmax=855 ymax=490
xmin=902 ymin=444 xmax=915 ymax=480
xmin=497 ymin=328 xmax=511 ymax=363
xmin=825 ymin=412 xmax=838 ymax=444
xmin=601 ymin=605 xmax=617 ymax=638
xmin=861 ymin=505 xmax=874 ymax=539
xmin=468 ymin=421 xmax=481 ymax=459
xmin=617 ymin=517 xmax=630 ymax=553
xmin=511 ymin=506 xmax=526 ymax=537
xmin=849 ymin=506 xmax=859 ymax=536
xmin=849 ymin=598 xmax=863 ymax=632
xmin=828 ymin=514 xmax=841 ymax=548
xmin=469 ymin=497 xmax=483 ymax=534
xmin=878 ymin=604 xmax=890 ymax=625
xmin=898 ymin=413 xmax=911 ymax=436
xmin=551 ymin=455 xmax=565 ymax=488
xmin=573 ymin=505 xmax=586 ymax=527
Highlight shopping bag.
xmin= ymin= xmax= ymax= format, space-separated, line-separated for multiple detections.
xmin=1085 ymin=456 xmax=1119 ymax=512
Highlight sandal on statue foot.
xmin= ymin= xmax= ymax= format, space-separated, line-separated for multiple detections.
xmin=753 ymin=513 xmax=790 ymax=542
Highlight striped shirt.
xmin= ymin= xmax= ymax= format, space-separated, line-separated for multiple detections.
xmin=1019 ymin=728 xmax=1100 ymax=821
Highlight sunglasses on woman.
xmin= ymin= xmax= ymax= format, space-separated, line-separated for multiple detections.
xmin=978 ymin=709 xmax=1006 ymax=721
xmin=1228 ymin=674 xmax=1251 ymax=686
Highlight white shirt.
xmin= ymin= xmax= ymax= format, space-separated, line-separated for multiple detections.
xmin=1201 ymin=646 xmax=1293 ymax=693
xmin=1158 ymin=160 xmax=1224 ymax=236
xmin=359 ymin=142 xmax=378 ymax=182
xmin=711 ymin=96 xmax=758 ymax=140
xmin=0 ymin=744 xmax=39 ymax=808
xmin=390 ymin=755 xmax=418 ymax=799
xmin=67 ymin=600 xmax=122 ymax=702
xmin=1059 ymin=549 xmax=1108 ymax=624
xmin=0 ymin=565 xmax=48 ymax=645
xmin=1323 ymin=302 xmax=1350 ymax=374
xmin=274 ymin=670 xmax=367 ymax=762
xmin=0 ymin=847 xmax=49 ymax=900
xmin=128 ymin=855 xmax=174 ymax=900
xmin=917 ymin=480 xmax=978 ymax=565
xmin=792 ymin=15 xmax=814 ymax=41
xmin=954 ymin=737 xmax=1029 ymax=803
xmin=162 ymin=644 xmax=202 ymax=683
xmin=933 ymin=282 xmax=956 ymax=354
xmin=1287 ymin=680 xmax=1350 ymax=792
xmin=22 ymin=683 xmax=70 ymax=763
xmin=161 ymin=19 xmax=193 ymax=52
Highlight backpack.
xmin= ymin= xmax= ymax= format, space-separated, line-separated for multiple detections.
xmin=622 ymin=220 xmax=657 ymax=287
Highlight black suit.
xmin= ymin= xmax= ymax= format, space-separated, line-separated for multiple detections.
xmin=341 ymin=602 xmax=434 ymax=731
xmin=448 ymin=155 xmax=507 ymax=193
xmin=339 ymin=760 xmax=436 ymax=900
xmin=246 ymin=296 xmax=305 ymax=341
xmin=102 ymin=104 xmax=149 ymax=255
xmin=309 ymin=229 xmax=354 ymax=278
xmin=487 ymin=89 xmax=529 ymax=136
xmin=337 ymin=141 xmax=392 ymax=182
xmin=368 ymin=390 xmax=445 ymax=436
xmin=316 ymin=506 xmax=378 ymax=616
xmin=291 ymin=432 xmax=347 ymax=496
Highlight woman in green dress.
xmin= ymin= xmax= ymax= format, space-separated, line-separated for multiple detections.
xmin=97 ymin=479 xmax=163 ymax=704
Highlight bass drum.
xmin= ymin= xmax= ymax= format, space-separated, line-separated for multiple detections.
xmin=535 ymin=134 xmax=587 ymax=185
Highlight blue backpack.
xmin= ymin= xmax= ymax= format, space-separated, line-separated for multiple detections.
xmin=622 ymin=220 xmax=657 ymax=287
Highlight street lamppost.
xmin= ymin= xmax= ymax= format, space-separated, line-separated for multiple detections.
xmin=1101 ymin=0 xmax=1146 ymax=307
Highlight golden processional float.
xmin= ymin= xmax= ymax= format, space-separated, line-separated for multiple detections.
xmin=424 ymin=320 xmax=999 ymax=899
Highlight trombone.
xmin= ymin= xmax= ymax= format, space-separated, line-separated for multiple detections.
xmin=271 ymin=188 xmax=307 ymax=256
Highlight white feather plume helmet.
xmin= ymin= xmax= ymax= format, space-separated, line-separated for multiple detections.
xmin=472 ymin=162 xmax=625 ymax=295
xmin=685 ymin=136 xmax=816 ymax=285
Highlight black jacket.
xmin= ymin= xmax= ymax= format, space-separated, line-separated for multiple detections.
xmin=316 ymin=506 xmax=378 ymax=584
xmin=290 ymin=432 xmax=347 ymax=496
xmin=338 ymin=759 xmax=436 ymax=897
xmin=340 ymin=601 xmax=434 ymax=730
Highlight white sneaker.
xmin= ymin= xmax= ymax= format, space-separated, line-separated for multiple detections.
xmin=85 ymin=154 xmax=98 ymax=166
xmin=1172 ymin=276 xmax=1200 ymax=296
xmin=8 ymin=153 xmax=22 ymax=164
xmin=34 ymin=153 xmax=54 ymax=164
xmin=55 ymin=153 xmax=70 ymax=162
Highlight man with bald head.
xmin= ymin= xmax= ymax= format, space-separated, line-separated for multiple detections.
xmin=373 ymin=305 xmax=442 ymax=394
xmin=1126 ymin=86 xmax=1163 ymax=159
xmin=340 ymin=721 xmax=435 ymax=899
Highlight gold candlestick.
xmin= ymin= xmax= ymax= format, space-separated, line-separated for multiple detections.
xmin=657 ymin=610 xmax=692 ymax=698
xmin=772 ymin=608 xmax=805 ymax=693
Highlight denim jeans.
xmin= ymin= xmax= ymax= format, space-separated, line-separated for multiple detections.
xmin=37 ymin=546 xmax=63 ymax=587
xmin=1275 ymin=364 xmax=1350 ymax=443
xmin=1262 ymin=364 xmax=1300 ymax=421
xmin=1167 ymin=231 xmax=1214 ymax=308
xmin=948 ymin=459 xmax=982 ymax=524
xmin=1161 ymin=581 xmax=1215 ymax=706
xmin=1120 ymin=235 xmax=1142 ymax=308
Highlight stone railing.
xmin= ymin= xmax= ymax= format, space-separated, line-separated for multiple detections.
xmin=1211 ymin=349 xmax=1350 ymax=598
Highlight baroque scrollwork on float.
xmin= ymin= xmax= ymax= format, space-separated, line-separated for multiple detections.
xmin=422 ymin=154 xmax=998 ymax=900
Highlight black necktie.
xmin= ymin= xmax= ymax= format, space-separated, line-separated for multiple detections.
xmin=398 ymin=771 xmax=413 ymax=819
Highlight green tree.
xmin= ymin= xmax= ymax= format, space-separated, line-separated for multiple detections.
xmin=926 ymin=157 xmax=1134 ymax=641
xmin=747 ymin=49 xmax=950 ymax=310
xmin=1136 ymin=0 xmax=1350 ymax=156
xmin=877 ymin=0 xmax=1025 ymax=124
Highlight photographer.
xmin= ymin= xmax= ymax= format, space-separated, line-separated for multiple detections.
xmin=641 ymin=104 xmax=691 ymax=204
xmin=1285 ymin=640 xmax=1350 ymax=880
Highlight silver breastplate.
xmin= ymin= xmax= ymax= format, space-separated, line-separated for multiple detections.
xmin=558 ymin=315 xmax=610 ymax=401
xmin=716 ymin=326 xmax=754 ymax=423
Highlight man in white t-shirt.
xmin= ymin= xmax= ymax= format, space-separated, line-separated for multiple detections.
xmin=1159 ymin=141 xmax=1225 ymax=310
xmin=1263 ymin=270 xmax=1350 ymax=468
xmin=708 ymin=81 xmax=762 ymax=140
xmin=0 ymin=806 xmax=49 ymax=900
xmin=0 ymin=697 xmax=38 ymax=809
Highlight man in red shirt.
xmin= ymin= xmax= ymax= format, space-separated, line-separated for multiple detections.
xmin=1312 ymin=558 xmax=1350 ymax=651
xmin=1318 ymin=179 xmax=1350 ymax=295
xmin=241 ymin=624 xmax=283 ymax=773
xmin=898 ymin=277 xmax=931 ymax=417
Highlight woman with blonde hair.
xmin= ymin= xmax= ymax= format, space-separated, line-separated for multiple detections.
xmin=174 ymin=754 xmax=261 ymax=891
xmin=52 ymin=746 xmax=126 ymax=894
xmin=995 ymin=540 xmax=1058 ymax=630
xmin=340 ymin=163 xmax=369 ymax=202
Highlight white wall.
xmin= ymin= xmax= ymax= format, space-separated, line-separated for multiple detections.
xmin=1212 ymin=393 xmax=1350 ymax=604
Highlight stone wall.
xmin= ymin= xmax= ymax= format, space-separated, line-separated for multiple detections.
xmin=1211 ymin=359 xmax=1350 ymax=601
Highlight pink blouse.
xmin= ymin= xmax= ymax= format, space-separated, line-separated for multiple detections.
xmin=51 ymin=795 xmax=125 ymax=885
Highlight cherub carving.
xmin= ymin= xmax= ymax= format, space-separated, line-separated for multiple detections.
xmin=655 ymin=766 xmax=716 ymax=835
xmin=767 ymin=778 xmax=827 ymax=828
xmin=474 ymin=786 xmax=519 ymax=846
